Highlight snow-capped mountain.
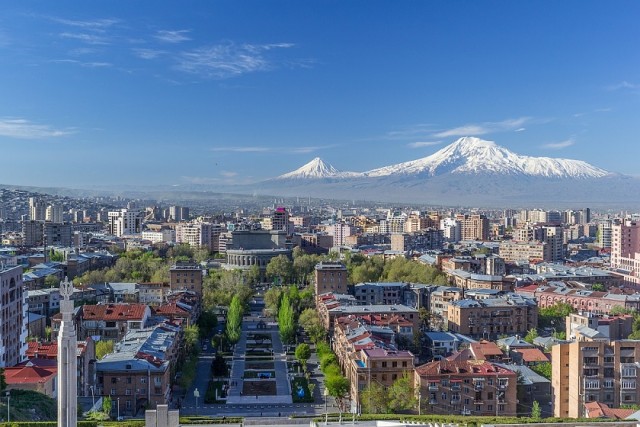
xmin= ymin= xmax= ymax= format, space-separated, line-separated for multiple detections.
xmin=363 ymin=137 xmax=610 ymax=178
xmin=244 ymin=137 xmax=635 ymax=207
xmin=276 ymin=157 xmax=359 ymax=179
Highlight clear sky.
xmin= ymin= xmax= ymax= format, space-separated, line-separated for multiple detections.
xmin=1 ymin=1 xmax=639 ymax=188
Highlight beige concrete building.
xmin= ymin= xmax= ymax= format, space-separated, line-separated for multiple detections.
xmin=348 ymin=348 xmax=415 ymax=413
xmin=552 ymin=340 xmax=640 ymax=418
xmin=446 ymin=296 xmax=538 ymax=339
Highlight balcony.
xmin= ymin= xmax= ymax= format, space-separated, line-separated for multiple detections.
xmin=474 ymin=384 xmax=484 ymax=391
xmin=429 ymin=399 xmax=437 ymax=405
xmin=451 ymin=384 xmax=461 ymax=391
xmin=473 ymin=399 xmax=484 ymax=405
xmin=428 ymin=385 xmax=439 ymax=391
xmin=451 ymin=398 xmax=461 ymax=404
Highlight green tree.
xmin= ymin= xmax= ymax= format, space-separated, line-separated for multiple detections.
xmin=524 ymin=328 xmax=539 ymax=344
xmin=266 ymin=255 xmax=293 ymax=285
xmin=538 ymin=302 xmax=575 ymax=330
xmin=226 ymin=295 xmax=243 ymax=345
xmin=278 ymin=294 xmax=296 ymax=344
xmin=531 ymin=400 xmax=541 ymax=419
xmin=388 ymin=372 xmax=417 ymax=413
xmin=245 ymin=264 xmax=261 ymax=286
xmin=295 ymin=343 xmax=311 ymax=372
xmin=197 ymin=311 xmax=218 ymax=339
xmin=96 ymin=340 xmax=114 ymax=360
xmin=325 ymin=374 xmax=350 ymax=412
xmin=360 ymin=382 xmax=389 ymax=414
xmin=102 ymin=395 xmax=112 ymax=415
xmin=49 ymin=249 xmax=65 ymax=262
xmin=44 ymin=275 xmax=60 ymax=288
xmin=264 ymin=287 xmax=283 ymax=316
xmin=184 ymin=324 xmax=200 ymax=355
xmin=203 ymin=269 xmax=253 ymax=310
xmin=591 ymin=283 xmax=605 ymax=292
xmin=299 ymin=308 xmax=326 ymax=343
xmin=0 ymin=368 xmax=6 ymax=391
xmin=530 ymin=362 xmax=552 ymax=380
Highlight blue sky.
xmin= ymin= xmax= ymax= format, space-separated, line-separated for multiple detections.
xmin=1 ymin=1 xmax=639 ymax=188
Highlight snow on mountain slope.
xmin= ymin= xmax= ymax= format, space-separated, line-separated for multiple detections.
xmin=364 ymin=137 xmax=610 ymax=178
xmin=276 ymin=157 xmax=360 ymax=179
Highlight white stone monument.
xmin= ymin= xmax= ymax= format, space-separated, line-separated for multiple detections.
xmin=58 ymin=277 xmax=77 ymax=427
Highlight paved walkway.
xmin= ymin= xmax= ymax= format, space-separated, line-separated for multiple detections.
xmin=226 ymin=313 xmax=293 ymax=404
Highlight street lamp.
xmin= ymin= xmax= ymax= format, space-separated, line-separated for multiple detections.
xmin=6 ymin=391 xmax=10 ymax=423
xmin=194 ymin=388 xmax=200 ymax=413
xmin=324 ymin=387 xmax=329 ymax=424
xmin=117 ymin=398 xmax=120 ymax=420
xmin=417 ymin=390 xmax=422 ymax=416
xmin=90 ymin=386 xmax=95 ymax=408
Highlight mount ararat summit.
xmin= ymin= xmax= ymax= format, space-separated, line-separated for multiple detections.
xmin=249 ymin=137 xmax=638 ymax=207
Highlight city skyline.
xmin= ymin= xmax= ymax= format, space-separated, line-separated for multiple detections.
xmin=1 ymin=1 xmax=639 ymax=188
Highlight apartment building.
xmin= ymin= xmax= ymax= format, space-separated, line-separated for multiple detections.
xmin=108 ymin=208 xmax=144 ymax=237
xmin=390 ymin=229 xmax=444 ymax=252
xmin=314 ymin=262 xmax=349 ymax=296
xmin=169 ymin=262 xmax=204 ymax=296
xmin=446 ymin=295 xmax=538 ymax=340
xmin=80 ymin=303 xmax=151 ymax=341
xmin=96 ymin=326 xmax=179 ymax=416
xmin=611 ymin=219 xmax=640 ymax=285
xmin=415 ymin=359 xmax=517 ymax=416
xmin=0 ymin=265 xmax=28 ymax=367
xmin=516 ymin=284 xmax=640 ymax=314
xmin=347 ymin=348 xmax=415 ymax=413
xmin=175 ymin=222 xmax=223 ymax=251
xmin=456 ymin=214 xmax=490 ymax=241
xmin=552 ymin=340 xmax=640 ymax=418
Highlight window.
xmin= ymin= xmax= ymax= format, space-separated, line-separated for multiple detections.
xmin=111 ymin=388 xmax=116 ymax=395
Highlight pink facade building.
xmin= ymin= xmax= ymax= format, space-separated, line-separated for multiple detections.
xmin=611 ymin=219 xmax=640 ymax=285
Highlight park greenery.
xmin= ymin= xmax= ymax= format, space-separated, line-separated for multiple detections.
xmin=225 ymin=295 xmax=243 ymax=345
xmin=316 ymin=342 xmax=350 ymax=412
xmin=278 ymin=293 xmax=296 ymax=344
xmin=294 ymin=343 xmax=311 ymax=372
xmin=360 ymin=372 xmax=417 ymax=414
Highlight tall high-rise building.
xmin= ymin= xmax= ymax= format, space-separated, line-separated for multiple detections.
xmin=456 ymin=214 xmax=489 ymax=241
xmin=29 ymin=197 xmax=46 ymax=221
xmin=108 ymin=208 xmax=144 ymax=237
xmin=611 ymin=219 xmax=640 ymax=285
xmin=22 ymin=220 xmax=45 ymax=247
xmin=46 ymin=204 xmax=64 ymax=223
xmin=0 ymin=265 xmax=27 ymax=367
xmin=597 ymin=220 xmax=613 ymax=249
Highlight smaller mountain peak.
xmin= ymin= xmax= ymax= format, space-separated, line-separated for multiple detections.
xmin=277 ymin=157 xmax=340 ymax=179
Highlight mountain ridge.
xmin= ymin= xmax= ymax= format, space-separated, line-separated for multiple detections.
xmin=277 ymin=137 xmax=611 ymax=180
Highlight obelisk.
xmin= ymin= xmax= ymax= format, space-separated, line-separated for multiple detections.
xmin=58 ymin=277 xmax=77 ymax=427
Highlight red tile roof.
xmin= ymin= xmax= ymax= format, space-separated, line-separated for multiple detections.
xmin=82 ymin=303 xmax=148 ymax=321
xmin=585 ymin=401 xmax=635 ymax=420
xmin=155 ymin=303 xmax=189 ymax=316
xmin=5 ymin=366 xmax=56 ymax=384
xmin=513 ymin=348 xmax=550 ymax=363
